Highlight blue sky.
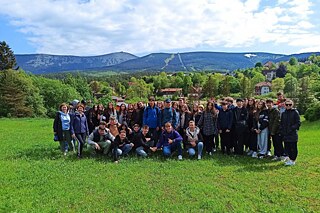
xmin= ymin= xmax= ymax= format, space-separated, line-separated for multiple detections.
xmin=0 ymin=0 xmax=319 ymax=56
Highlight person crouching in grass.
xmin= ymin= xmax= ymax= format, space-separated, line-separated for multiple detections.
xmin=185 ymin=120 xmax=204 ymax=160
xmin=151 ymin=122 xmax=183 ymax=160
xmin=132 ymin=125 xmax=155 ymax=157
xmin=113 ymin=130 xmax=134 ymax=163
xmin=87 ymin=121 xmax=114 ymax=157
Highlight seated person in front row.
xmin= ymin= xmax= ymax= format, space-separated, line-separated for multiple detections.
xmin=113 ymin=130 xmax=134 ymax=163
xmin=132 ymin=125 xmax=155 ymax=157
xmin=87 ymin=121 xmax=115 ymax=156
xmin=151 ymin=122 xmax=183 ymax=160
xmin=185 ymin=120 xmax=204 ymax=160
xmin=107 ymin=115 xmax=120 ymax=137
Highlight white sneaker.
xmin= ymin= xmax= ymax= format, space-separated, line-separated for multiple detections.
xmin=63 ymin=151 xmax=67 ymax=156
xmin=281 ymin=156 xmax=289 ymax=162
xmin=247 ymin=150 xmax=253 ymax=156
xmin=197 ymin=155 xmax=202 ymax=160
xmin=271 ymin=156 xmax=280 ymax=161
xmin=178 ymin=155 xmax=183 ymax=160
xmin=259 ymin=155 xmax=264 ymax=159
xmin=245 ymin=147 xmax=249 ymax=153
xmin=285 ymin=160 xmax=295 ymax=166
xmin=267 ymin=151 xmax=272 ymax=157
xmin=251 ymin=152 xmax=258 ymax=158
xmin=208 ymin=152 xmax=212 ymax=156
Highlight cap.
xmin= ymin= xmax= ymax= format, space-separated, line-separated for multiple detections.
xmin=236 ymin=98 xmax=243 ymax=102
xmin=165 ymin=98 xmax=171 ymax=103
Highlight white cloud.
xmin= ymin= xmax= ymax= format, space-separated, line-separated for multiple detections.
xmin=0 ymin=0 xmax=319 ymax=55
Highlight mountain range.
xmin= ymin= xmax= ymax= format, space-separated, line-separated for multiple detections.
xmin=15 ymin=51 xmax=320 ymax=74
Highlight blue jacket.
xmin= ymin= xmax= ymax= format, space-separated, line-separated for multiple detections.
xmin=161 ymin=107 xmax=177 ymax=127
xmin=157 ymin=130 xmax=182 ymax=148
xmin=217 ymin=109 xmax=233 ymax=130
xmin=70 ymin=112 xmax=89 ymax=135
xmin=143 ymin=105 xmax=161 ymax=128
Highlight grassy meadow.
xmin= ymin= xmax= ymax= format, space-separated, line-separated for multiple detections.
xmin=0 ymin=118 xmax=319 ymax=212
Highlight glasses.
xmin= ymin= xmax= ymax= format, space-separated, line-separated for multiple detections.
xmin=285 ymin=104 xmax=292 ymax=106
xmin=98 ymin=127 xmax=105 ymax=130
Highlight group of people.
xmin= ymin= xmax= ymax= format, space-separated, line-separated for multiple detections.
xmin=53 ymin=93 xmax=301 ymax=165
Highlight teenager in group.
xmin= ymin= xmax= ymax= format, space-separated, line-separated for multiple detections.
xmin=107 ymin=115 xmax=120 ymax=137
xmin=113 ymin=129 xmax=134 ymax=163
xmin=161 ymin=99 xmax=177 ymax=128
xmin=232 ymin=99 xmax=248 ymax=155
xmin=178 ymin=103 xmax=192 ymax=149
xmin=217 ymin=101 xmax=233 ymax=155
xmin=246 ymin=98 xmax=258 ymax=157
xmin=103 ymin=102 xmax=117 ymax=123
xmin=126 ymin=104 xmax=135 ymax=128
xmin=157 ymin=101 xmax=164 ymax=110
xmin=253 ymin=100 xmax=269 ymax=159
xmin=151 ymin=122 xmax=183 ymax=160
xmin=191 ymin=103 xmax=202 ymax=126
xmin=53 ymin=103 xmax=73 ymax=155
xmin=280 ymin=99 xmax=301 ymax=166
xmin=185 ymin=120 xmax=204 ymax=159
xmin=117 ymin=103 xmax=127 ymax=125
xmin=171 ymin=101 xmax=180 ymax=130
xmin=87 ymin=121 xmax=115 ymax=156
xmin=143 ymin=96 xmax=161 ymax=144
xmin=198 ymin=102 xmax=218 ymax=155
xmin=266 ymin=99 xmax=283 ymax=161
xmin=70 ymin=104 xmax=89 ymax=158
xmin=132 ymin=125 xmax=155 ymax=157
xmin=133 ymin=102 xmax=144 ymax=127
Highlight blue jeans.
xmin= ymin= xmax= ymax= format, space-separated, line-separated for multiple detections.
xmin=163 ymin=141 xmax=182 ymax=157
xmin=188 ymin=142 xmax=203 ymax=157
xmin=121 ymin=144 xmax=132 ymax=155
xmin=136 ymin=146 xmax=148 ymax=157
xmin=257 ymin=128 xmax=269 ymax=155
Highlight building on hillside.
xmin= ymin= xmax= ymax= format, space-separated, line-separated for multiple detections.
xmin=262 ymin=69 xmax=277 ymax=81
xmin=159 ymin=88 xmax=182 ymax=98
xmin=255 ymin=82 xmax=272 ymax=95
xmin=263 ymin=61 xmax=274 ymax=69
xmin=187 ymin=86 xmax=203 ymax=99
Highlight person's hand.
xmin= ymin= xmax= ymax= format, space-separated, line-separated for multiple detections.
xmin=190 ymin=141 xmax=196 ymax=147
xmin=146 ymin=138 xmax=151 ymax=142
xmin=255 ymin=129 xmax=261 ymax=134
xmin=226 ymin=129 xmax=230 ymax=133
xmin=150 ymin=147 xmax=157 ymax=152
xmin=219 ymin=130 xmax=222 ymax=134
xmin=168 ymin=139 xmax=173 ymax=144
xmin=72 ymin=134 xmax=76 ymax=139
xmin=130 ymin=143 xmax=134 ymax=147
xmin=94 ymin=143 xmax=101 ymax=150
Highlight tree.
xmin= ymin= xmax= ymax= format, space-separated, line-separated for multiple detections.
xmin=297 ymin=76 xmax=312 ymax=114
xmin=271 ymin=78 xmax=285 ymax=93
xmin=289 ymin=57 xmax=298 ymax=66
xmin=284 ymin=73 xmax=298 ymax=98
xmin=203 ymin=74 xmax=219 ymax=98
xmin=63 ymin=73 xmax=92 ymax=100
xmin=276 ymin=63 xmax=287 ymax=78
xmin=0 ymin=41 xmax=17 ymax=71
xmin=182 ymin=75 xmax=192 ymax=96
xmin=220 ymin=75 xmax=231 ymax=96
xmin=255 ymin=62 xmax=263 ymax=68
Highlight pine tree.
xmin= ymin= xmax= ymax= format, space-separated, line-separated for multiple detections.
xmin=0 ymin=41 xmax=17 ymax=71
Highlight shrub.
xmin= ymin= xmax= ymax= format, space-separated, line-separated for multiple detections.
xmin=304 ymin=101 xmax=320 ymax=121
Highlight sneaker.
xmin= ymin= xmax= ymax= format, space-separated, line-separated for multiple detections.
xmin=266 ymin=151 xmax=272 ymax=157
xmin=245 ymin=147 xmax=250 ymax=153
xmin=197 ymin=155 xmax=201 ymax=160
xmin=247 ymin=150 xmax=253 ymax=156
xmin=271 ymin=156 xmax=280 ymax=161
xmin=213 ymin=148 xmax=217 ymax=152
xmin=285 ymin=160 xmax=295 ymax=166
xmin=63 ymin=151 xmax=67 ymax=156
xmin=281 ymin=156 xmax=289 ymax=162
xmin=259 ymin=155 xmax=264 ymax=159
xmin=178 ymin=155 xmax=183 ymax=160
xmin=208 ymin=152 xmax=212 ymax=156
xmin=251 ymin=152 xmax=258 ymax=158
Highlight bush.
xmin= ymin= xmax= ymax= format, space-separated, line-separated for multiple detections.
xmin=304 ymin=101 xmax=320 ymax=121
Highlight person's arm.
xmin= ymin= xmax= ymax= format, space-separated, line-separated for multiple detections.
xmin=173 ymin=130 xmax=183 ymax=143
xmin=87 ymin=132 xmax=95 ymax=145
xmin=291 ymin=110 xmax=301 ymax=130
xmin=70 ymin=114 xmax=75 ymax=135
xmin=259 ymin=113 xmax=269 ymax=131
xmin=197 ymin=131 xmax=204 ymax=142
xmin=143 ymin=107 xmax=147 ymax=126
xmin=53 ymin=112 xmax=59 ymax=133
xmin=228 ymin=111 xmax=233 ymax=130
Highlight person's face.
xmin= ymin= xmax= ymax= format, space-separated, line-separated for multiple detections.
xmin=142 ymin=128 xmax=149 ymax=135
xmin=193 ymin=105 xmax=198 ymax=111
xmin=138 ymin=102 xmax=143 ymax=108
xmin=248 ymin=99 xmax=254 ymax=106
xmin=77 ymin=106 xmax=84 ymax=112
xmin=120 ymin=132 xmax=126 ymax=139
xmin=149 ymin=99 xmax=155 ymax=106
xmin=285 ymin=101 xmax=293 ymax=109
xmin=61 ymin=105 xmax=68 ymax=112
xmin=108 ymin=103 xmax=113 ymax=109
xmin=266 ymin=102 xmax=272 ymax=109
xmin=110 ymin=119 xmax=116 ymax=125
xmin=236 ymin=101 xmax=243 ymax=107
xmin=134 ymin=126 xmax=140 ymax=132
xmin=207 ymin=103 xmax=213 ymax=110
xmin=182 ymin=105 xmax=187 ymax=112
xmin=222 ymin=104 xmax=228 ymax=110
xmin=179 ymin=99 xmax=184 ymax=105
xmin=165 ymin=102 xmax=171 ymax=107
xmin=98 ymin=126 xmax=105 ymax=135
xmin=189 ymin=122 xmax=195 ymax=130
xmin=165 ymin=124 xmax=172 ymax=132
xmin=121 ymin=105 xmax=125 ymax=110
xmin=94 ymin=106 xmax=98 ymax=110
xmin=257 ymin=102 xmax=263 ymax=109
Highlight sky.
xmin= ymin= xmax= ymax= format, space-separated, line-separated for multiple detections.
xmin=0 ymin=0 xmax=320 ymax=56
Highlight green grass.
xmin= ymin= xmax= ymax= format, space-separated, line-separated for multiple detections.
xmin=0 ymin=118 xmax=319 ymax=212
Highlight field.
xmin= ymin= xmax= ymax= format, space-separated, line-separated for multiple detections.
xmin=0 ymin=118 xmax=319 ymax=212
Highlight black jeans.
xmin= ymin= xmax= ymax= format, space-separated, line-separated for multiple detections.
xmin=271 ymin=134 xmax=284 ymax=157
xmin=284 ymin=142 xmax=298 ymax=161
xmin=75 ymin=133 xmax=86 ymax=157
xmin=220 ymin=131 xmax=232 ymax=154
xmin=248 ymin=130 xmax=257 ymax=152
xmin=203 ymin=134 xmax=215 ymax=153
xmin=234 ymin=130 xmax=246 ymax=155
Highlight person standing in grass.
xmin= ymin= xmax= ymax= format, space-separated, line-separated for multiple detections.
xmin=280 ymin=99 xmax=301 ymax=166
xmin=246 ymin=98 xmax=258 ymax=157
xmin=71 ymin=104 xmax=89 ymax=159
xmin=87 ymin=121 xmax=114 ymax=157
xmin=160 ymin=99 xmax=177 ymax=129
xmin=53 ymin=103 xmax=73 ymax=156
xmin=232 ymin=99 xmax=248 ymax=155
xmin=198 ymin=102 xmax=218 ymax=155
xmin=117 ymin=103 xmax=127 ymax=125
xmin=151 ymin=122 xmax=183 ymax=160
xmin=185 ymin=120 xmax=204 ymax=160
xmin=266 ymin=99 xmax=284 ymax=161
xmin=143 ymin=96 xmax=161 ymax=145
xmin=217 ymin=101 xmax=233 ymax=155
xmin=253 ymin=100 xmax=269 ymax=159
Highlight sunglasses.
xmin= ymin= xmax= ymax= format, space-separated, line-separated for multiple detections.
xmin=285 ymin=104 xmax=292 ymax=106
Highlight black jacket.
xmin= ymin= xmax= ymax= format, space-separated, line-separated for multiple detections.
xmin=233 ymin=107 xmax=248 ymax=132
xmin=53 ymin=112 xmax=71 ymax=141
xmin=280 ymin=109 xmax=300 ymax=142
xmin=253 ymin=109 xmax=269 ymax=131
xmin=217 ymin=109 xmax=233 ymax=130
